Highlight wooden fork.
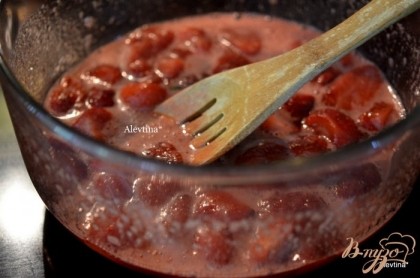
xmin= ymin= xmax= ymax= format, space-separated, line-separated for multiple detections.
xmin=156 ymin=0 xmax=420 ymax=165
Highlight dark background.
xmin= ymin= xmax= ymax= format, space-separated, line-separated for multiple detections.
xmin=1 ymin=91 xmax=418 ymax=278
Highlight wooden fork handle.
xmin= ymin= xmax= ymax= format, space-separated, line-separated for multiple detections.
xmin=259 ymin=0 xmax=420 ymax=111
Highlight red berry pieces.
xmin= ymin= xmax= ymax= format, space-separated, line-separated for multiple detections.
xmin=90 ymin=172 xmax=132 ymax=203
xmin=72 ymin=108 xmax=112 ymax=140
xmin=127 ymin=59 xmax=151 ymax=77
xmin=126 ymin=26 xmax=174 ymax=60
xmin=289 ymin=134 xmax=329 ymax=156
xmin=120 ymin=82 xmax=167 ymax=109
xmin=283 ymin=94 xmax=315 ymax=120
xmin=86 ymin=88 xmax=115 ymax=108
xmin=312 ymin=67 xmax=341 ymax=85
xmin=260 ymin=110 xmax=300 ymax=137
xmin=126 ymin=26 xmax=174 ymax=49
xmin=213 ymin=49 xmax=250 ymax=73
xmin=135 ymin=177 xmax=180 ymax=207
xmin=142 ymin=142 xmax=183 ymax=164
xmin=322 ymin=65 xmax=382 ymax=110
xmin=220 ymin=28 xmax=261 ymax=55
xmin=49 ymin=77 xmax=86 ymax=114
xmin=340 ymin=53 xmax=355 ymax=67
xmin=247 ymin=220 xmax=292 ymax=264
xmin=105 ymin=204 xmax=150 ymax=248
xmin=332 ymin=163 xmax=382 ymax=198
xmin=159 ymin=194 xmax=193 ymax=235
xmin=194 ymin=225 xmax=233 ymax=265
xmin=48 ymin=137 xmax=88 ymax=183
xmin=257 ymin=192 xmax=326 ymax=218
xmin=179 ymin=27 xmax=212 ymax=52
xmin=304 ymin=108 xmax=364 ymax=148
xmin=358 ymin=101 xmax=396 ymax=132
xmin=155 ymin=57 xmax=185 ymax=78
xmin=193 ymin=191 xmax=254 ymax=221
xmin=84 ymin=65 xmax=122 ymax=85
xmin=235 ymin=141 xmax=289 ymax=165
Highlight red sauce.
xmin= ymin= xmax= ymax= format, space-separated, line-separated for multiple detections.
xmin=44 ymin=13 xmax=405 ymax=277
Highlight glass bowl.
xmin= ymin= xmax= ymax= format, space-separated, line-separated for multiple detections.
xmin=1 ymin=0 xmax=419 ymax=277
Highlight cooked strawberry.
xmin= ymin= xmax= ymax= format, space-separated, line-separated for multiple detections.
xmin=135 ymin=177 xmax=180 ymax=207
xmin=283 ymin=94 xmax=315 ymax=120
xmin=304 ymin=108 xmax=364 ymax=148
xmin=340 ymin=53 xmax=355 ymax=67
xmin=126 ymin=58 xmax=151 ymax=77
xmin=257 ymin=192 xmax=327 ymax=217
xmin=260 ymin=110 xmax=300 ymax=137
xmin=235 ymin=141 xmax=289 ymax=165
xmin=120 ymin=82 xmax=167 ymax=109
xmin=194 ymin=225 xmax=233 ymax=265
xmin=312 ymin=67 xmax=341 ymax=85
xmin=322 ymin=65 xmax=382 ymax=110
xmin=155 ymin=57 xmax=185 ymax=78
xmin=90 ymin=172 xmax=132 ymax=203
xmin=247 ymin=220 xmax=293 ymax=264
xmin=179 ymin=27 xmax=212 ymax=52
xmin=86 ymin=88 xmax=115 ymax=108
xmin=49 ymin=77 xmax=86 ymax=114
xmin=84 ymin=64 xmax=122 ymax=85
xmin=219 ymin=28 xmax=261 ymax=55
xmin=159 ymin=194 xmax=193 ymax=235
xmin=126 ymin=26 xmax=174 ymax=50
xmin=332 ymin=163 xmax=382 ymax=198
xmin=193 ymin=191 xmax=254 ymax=221
xmin=72 ymin=108 xmax=112 ymax=140
xmin=358 ymin=101 xmax=396 ymax=132
xmin=48 ymin=137 xmax=88 ymax=183
xmin=212 ymin=49 xmax=250 ymax=73
xmin=142 ymin=142 xmax=183 ymax=164
xmin=289 ymin=134 xmax=329 ymax=156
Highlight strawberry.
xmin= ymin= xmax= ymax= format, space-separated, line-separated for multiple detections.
xmin=86 ymin=88 xmax=115 ymax=108
xmin=179 ymin=27 xmax=212 ymax=52
xmin=126 ymin=26 xmax=174 ymax=50
xmin=257 ymin=192 xmax=326 ymax=218
xmin=89 ymin=172 xmax=132 ymax=203
xmin=312 ymin=67 xmax=341 ymax=85
xmin=219 ymin=28 xmax=261 ymax=55
xmin=135 ymin=177 xmax=180 ymax=207
xmin=49 ymin=77 xmax=86 ymax=114
xmin=260 ymin=110 xmax=300 ymax=137
xmin=358 ymin=101 xmax=396 ymax=132
xmin=155 ymin=57 xmax=185 ymax=78
xmin=283 ymin=94 xmax=315 ymax=120
xmin=159 ymin=194 xmax=193 ymax=235
xmin=120 ymin=82 xmax=167 ymax=109
xmin=84 ymin=64 xmax=122 ymax=85
xmin=72 ymin=108 xmax=112 ymax=140
xmin=304 ymin=108 xmax=364 ymax=148
xmin=126 ymin=58 xmax=151 ymax=77
xmin=332 ymin=163 xmax=382 ymax=199
xmin=212 ymin=49 xmax=250 ymax=73
xmin=235 ymin=141 xmax=289 ymax=165
xmin=193 ymin=191 xmax=254 ymax=221
xmin=247 ymin=220 xmax=293 ymax=264
xmin=48 ymin=137 xmax=88 ymax=183
xmin=322 ymin=65 xmax=382 ymax=110
xmin=142 ymin=142 xmax=183 ymax=164
xmin=194 ymin=225 xmax=233 ymax=265
xmin=289 ymin=134 xmax=329 ymax=156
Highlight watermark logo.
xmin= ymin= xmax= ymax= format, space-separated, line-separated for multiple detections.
xmin=342 ymin=232 xmax=416 ymax=274
xmin=124 ymin=124 xmax=159 ymax=134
